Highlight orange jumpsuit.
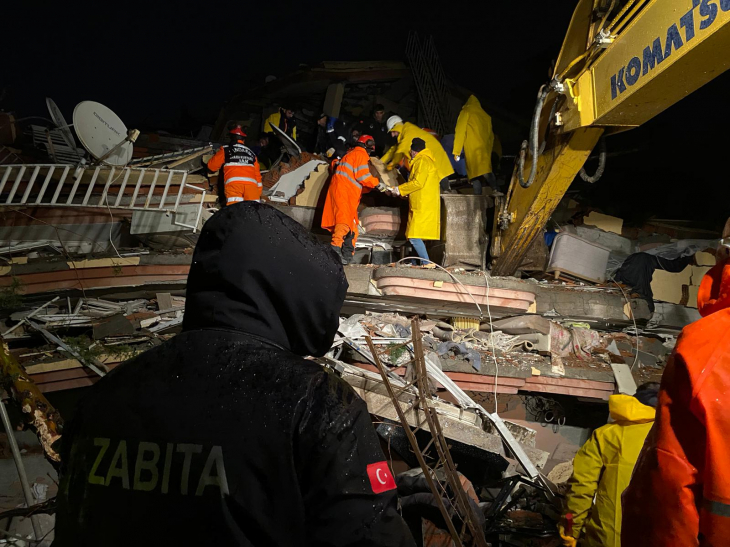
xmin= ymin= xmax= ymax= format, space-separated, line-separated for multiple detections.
xmin=321 ymin=145 xmax=379 ymax=251
xmin=622 ymin=259 xmax=730 ymax=546
xmin=207 ymin=139 xmax=262 ymax=205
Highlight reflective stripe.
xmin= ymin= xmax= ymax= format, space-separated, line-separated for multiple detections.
xmin=225 ymin=176 xmax=262 ymax=187
xmin=339 ymin=162 xmax=355 ymax=172
xmin=335 ymin=170 xmax=362 ymax=189
xmin=227 ymin=197 xmax=244 ymax=203
xmin=354 ymin=164 xmax=370 ymax=173
xmin=224 ymin=162 xmax=256 ymax=167
xmin=356 ymin=172 xmax=372 ymax=182
xmin=704 ymin=499 xmax=730 ymax=517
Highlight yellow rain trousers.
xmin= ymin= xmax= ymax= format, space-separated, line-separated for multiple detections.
xmin=397 ymin=148 xmax=441 ymax=240
xmin=452 ymin=95 xmax=495 ymax=180
xmin=381 ymin=122 xmax=454 ymax=181
xmin=561 ymin=395 xmax=655 ymax=547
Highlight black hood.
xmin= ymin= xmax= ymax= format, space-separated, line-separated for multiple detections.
xmin=183 ymin=202 xmax=348 ymax=356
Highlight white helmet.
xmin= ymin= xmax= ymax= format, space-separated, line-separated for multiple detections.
xmin=386 ymin=115 xmax=403 ymax=132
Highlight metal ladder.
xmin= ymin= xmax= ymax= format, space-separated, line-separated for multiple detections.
xmin=406 ymin=32 xmax=456 ymax=136
xmin=0 ymin=163 xmax=207 ymax=232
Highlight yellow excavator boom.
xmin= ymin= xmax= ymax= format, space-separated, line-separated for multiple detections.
xmin=492 ymin=0 xmax=730 ymax=275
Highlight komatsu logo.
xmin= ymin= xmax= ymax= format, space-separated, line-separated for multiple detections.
xmin=610 ymin=0 xmax=730 ymax=99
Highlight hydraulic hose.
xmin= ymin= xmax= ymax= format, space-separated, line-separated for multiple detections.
xmin=517 ymin=85 xmax=549 ymax=188
xmin=579 ymin=137 xmax=607 ymax=183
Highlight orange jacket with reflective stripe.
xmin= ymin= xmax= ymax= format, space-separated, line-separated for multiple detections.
xmin=622 ymin=259 xmax=730 ymax=547
xmin=321 ymin=146 xmax=379 ymax=232
xmin=207 ymin=140 xmax=262 ymax=191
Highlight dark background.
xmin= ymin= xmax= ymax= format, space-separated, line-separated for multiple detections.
xmin=3 ymin=2 xmax=728 ymax=229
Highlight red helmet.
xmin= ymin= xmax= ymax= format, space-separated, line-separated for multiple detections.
xmin=356 ymin=134 xmax=376 ymax=155
xmin=229 ymin=126 xmax=247 ymax=137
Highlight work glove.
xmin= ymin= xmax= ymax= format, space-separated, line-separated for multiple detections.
xmin=377 ymin=182 xmax=388 ymax=192
xmin=391 ymin=187 xmax=401 ymax=196
xmin=454 ymin=155 xmax=461 ymax=162
xmin=326 ymin=147 xmax=336 ymax=158
xmin=558 ymin=521 xmax=577 ymax=547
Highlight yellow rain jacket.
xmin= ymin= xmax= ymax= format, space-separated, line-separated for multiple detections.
xmin=263 ymin=111 xmax=297 ymax=140
xmin=452 ymin=95 xmax=494 ymax=180
xmin=381 ymin=122 xmax=454 ymax=181
xmin=398 ymin=148 xmax=441 ymax=240
xmin=561 ymin=395 xmax=655 ymax=547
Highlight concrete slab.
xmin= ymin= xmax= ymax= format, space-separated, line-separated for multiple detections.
xmin=372 ymin=266 xmax=651 ymax=323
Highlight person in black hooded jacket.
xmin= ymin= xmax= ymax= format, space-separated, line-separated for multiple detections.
xmin=53 ymin=202 xmax=415 ymax=547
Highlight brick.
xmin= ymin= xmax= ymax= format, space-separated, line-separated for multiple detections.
xmin=456 ymin=382 xmax=519 ymax=394
xmin=525 ymin=375 xmax=614 ymax=391
xmin=445 ymin=372 xmax=525 ymax=387
xmin=520 ymin=383 xmax=611 ymax=400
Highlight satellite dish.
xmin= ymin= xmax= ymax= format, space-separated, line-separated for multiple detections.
xmin=269 ymin=122 xmax=301 ymax=157
xmin=46 ymin=97 xmax=80 ymax=157
xmin=73 ymin=101 xmax=134 ymax=166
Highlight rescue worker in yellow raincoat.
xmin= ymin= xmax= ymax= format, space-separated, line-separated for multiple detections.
xmin=452 ymin=95 xmax=495 ymax=195
xmin=558 ymin=383 xmax=659 ymax=547
xmin=381 ymin=116 xmax=453 ymax=191
xmin=388 ymin=138 xmax=440 ymax=263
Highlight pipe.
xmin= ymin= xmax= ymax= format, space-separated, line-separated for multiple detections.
xmin=579 ymin=137 xmax=607 ymax=183
xmin=517 ymin=85 xmax=549 ymax=188
xmin=0 ymin=400 xmax=43 ymax=540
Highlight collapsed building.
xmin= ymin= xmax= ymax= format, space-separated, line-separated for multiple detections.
xmin=0 ymin=45 xmax=723 ymax=545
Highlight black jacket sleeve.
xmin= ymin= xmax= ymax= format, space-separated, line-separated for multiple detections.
xmin=294 ymin=370 xmax=415 ymax=547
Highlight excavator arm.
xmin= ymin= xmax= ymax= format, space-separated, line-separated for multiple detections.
xmin=492 ymin=0 xmax=730 ymax=275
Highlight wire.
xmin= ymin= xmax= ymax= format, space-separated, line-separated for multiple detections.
xmin=611 ymin=277 xmax=640 ymax=370
xmin=8 ymin=207 xmax=90 ymax=300
xmin=393 ymin=258 xmax=483 ymax=318
xmin=482 ymin=272 xmax=500 ymax=414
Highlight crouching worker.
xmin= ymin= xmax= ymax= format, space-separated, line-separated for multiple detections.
xmin=53 ymin=202 xmax=414 ymax=547
xmin=558 ymin=383 xmax=659 ymax=547
xmin=206 ymin=125 xmax=263 ymax=205
xmin=388 ymin=138 xmax=441 ymax=264
xmin=321 ymin=134 xmax=385 ymax=265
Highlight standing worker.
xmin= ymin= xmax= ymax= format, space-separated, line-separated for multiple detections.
xmin=452 ymin=95 xmax=495 ymax=195
xmin=622 ymin=236 xmax=730 ymax=547
xmin=321 ymin=135 xmax=384 ymax=264
xmin=53 ymin=202 xmax=415 ymax=547
xmin=263 ymin=106 xmax=297 ymax=140
xmin=388 ymin=138 xmax=440 ymax=263
xmin=381 ymin=116 xmax=454 ymax=191
xmin=357 ymin=104 xmax=388 ymax=156
xmin=207 ymin=125 xmax=262 ymax=205
xmin=558 ymin=384 xmax=659 ymax=547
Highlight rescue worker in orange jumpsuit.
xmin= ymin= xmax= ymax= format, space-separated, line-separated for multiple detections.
xmin=321 ymin=134 xmax=384 ymax=264
xmin=207 ymin=126 xmax=263 ymax=206
xmin=622 ymin=245 xmax=730 ymax=546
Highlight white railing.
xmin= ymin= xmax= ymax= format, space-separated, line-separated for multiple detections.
xmin=0 ymin=164 xmax=207 ymax=232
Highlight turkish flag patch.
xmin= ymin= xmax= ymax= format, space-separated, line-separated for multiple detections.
xmin=366 ymin=461 xmax=396 ymax=494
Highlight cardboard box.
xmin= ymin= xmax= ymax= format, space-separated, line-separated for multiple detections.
xmin=651 ymin=266 xmax=692 ymax=304
xmin=584 ymin=212 xmax=623 ymax=235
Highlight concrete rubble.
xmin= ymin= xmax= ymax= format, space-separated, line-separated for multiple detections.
xmin=0 ymin=57 xmax=722 ymax=546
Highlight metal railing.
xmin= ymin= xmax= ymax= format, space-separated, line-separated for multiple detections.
xmin=0 ymin=164 xmax=207 ymax=232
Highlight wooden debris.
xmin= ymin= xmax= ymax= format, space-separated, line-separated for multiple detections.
xmin=0 ymin=341 xmax=62 ymax=462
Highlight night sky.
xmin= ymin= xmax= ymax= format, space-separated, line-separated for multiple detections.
xmin=4 ymin=2 xmax=729 ymax=228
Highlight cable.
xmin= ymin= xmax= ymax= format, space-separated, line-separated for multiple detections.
xmin=394 ymin=258 xmax=483 ymax=318
xmin=517 ymin=85 xmax=549 ymax=188
xmin=611 ymin=277 xmax=640 ymax=370
xmin=482 ymin=271 xmax=500 ymax=414
xmin=579 ymin=137 xmax=607 ymax=183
